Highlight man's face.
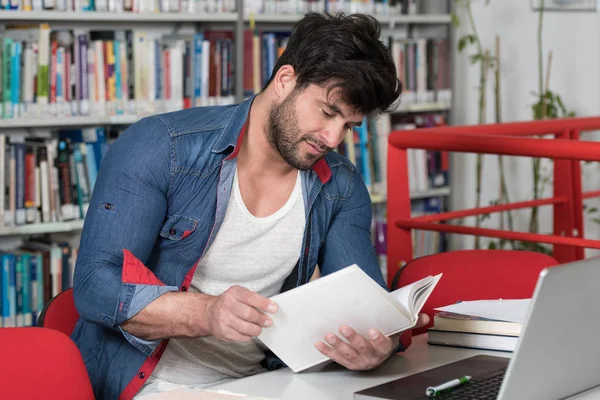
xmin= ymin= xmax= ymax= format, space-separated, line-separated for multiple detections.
xmin=267 ymin=84 xmax=365 ymax=170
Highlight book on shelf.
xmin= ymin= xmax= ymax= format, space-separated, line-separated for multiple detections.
xmin=0 ymin=23 xmax=237 ymax=121
xmin=0 ymin=20 xmax=452 ymax=123
xmin=0 ymin=124 xmax=123 ymax=228
xmin=245 ymin=0 xmax=438 ymax=16
xmin=257 ymin=264 xmax=442 ymax=372
xmin=0 ymin=0 xmax=438 ymax=16
xmin=0 ymin=0 xmax=236 ymax=14
xmin=1 ymin=238 xmax=78 ymax=328
xmin=389 ymin=36 xmax=452 ymax=107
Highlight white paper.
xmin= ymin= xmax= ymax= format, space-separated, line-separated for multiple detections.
xmin=434 ymin=299 xmax=532 ymax=324
xmin=141 ymin=389 xmax=276 ymax=400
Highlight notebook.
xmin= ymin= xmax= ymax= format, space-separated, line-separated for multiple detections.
xmin=257 ymin=264 xmax=442 ymax=372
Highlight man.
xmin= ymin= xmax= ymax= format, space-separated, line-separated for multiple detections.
xmin=72 ymin=12 xmax=428 ymax=400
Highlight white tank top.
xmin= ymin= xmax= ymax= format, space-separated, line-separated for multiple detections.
xmin=148 ymin=168 xmax=305 ymax=389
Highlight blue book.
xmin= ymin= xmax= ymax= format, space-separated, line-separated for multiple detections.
xmin=21 ymin=252 xmax=32 ymax=326
xmin=355 ymin=118 xmax=372 ymax=187
xmin=0 ymin=253 xmax=7 ymax=327
xmin=3 ymin=254 xmax=16 ymax=327
xmin=114 ymin=39 xmax=123 ymax=115
xmin=29 ymin=252 xmax=38 ymax=326
xmin=11 ymin=41 xmax=21 ymax=118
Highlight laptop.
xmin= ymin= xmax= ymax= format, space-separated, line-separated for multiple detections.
xmin=354 ymin=257 xmax=600 ymax=400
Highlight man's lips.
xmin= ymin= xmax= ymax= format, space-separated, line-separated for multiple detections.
xmin=306 ymin=141 xmax=326 ymax=154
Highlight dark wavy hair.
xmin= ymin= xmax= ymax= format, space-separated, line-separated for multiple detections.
xmin=264 ymin=12 xmax=402 ymax=116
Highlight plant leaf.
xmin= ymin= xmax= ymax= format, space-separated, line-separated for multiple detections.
xmin=451 ymin=12 xmax=461 ymax=28
xmin=458 ymin=36 xmax=468 ymax=52
xmin=470 ymin=53 xmax=482 ymax=64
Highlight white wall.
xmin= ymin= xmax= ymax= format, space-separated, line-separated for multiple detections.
xmin=449 ymin=0 xmax=600 ymax=255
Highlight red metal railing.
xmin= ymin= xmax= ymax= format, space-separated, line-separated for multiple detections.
xmin=386 ymin=116 xmax=600 ymax=288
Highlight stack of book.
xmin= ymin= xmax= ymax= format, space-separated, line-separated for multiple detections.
xmin=427 ymin=299 xmax=530 ymax=352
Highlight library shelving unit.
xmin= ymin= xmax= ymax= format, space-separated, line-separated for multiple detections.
xmin=0 ymin=1 xmax=455 ymax=329
xmin=0 ymin=2 xmax=454 ymax=255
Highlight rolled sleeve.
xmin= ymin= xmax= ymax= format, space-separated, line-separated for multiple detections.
xmin=116 ymin=284 xmax=179 ymax=354
xmin=73 ymin=116 xmax=175 ymax=354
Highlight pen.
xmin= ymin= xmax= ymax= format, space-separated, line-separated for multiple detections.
xmin=426 ymin=375 xmax=472 ymax=397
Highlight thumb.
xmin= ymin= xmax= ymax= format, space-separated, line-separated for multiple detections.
xmin=416 ymin=313 xmax=431 ymax=328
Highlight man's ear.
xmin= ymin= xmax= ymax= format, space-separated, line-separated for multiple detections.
xmin=272 ymin=65 xmax=297 ymax=100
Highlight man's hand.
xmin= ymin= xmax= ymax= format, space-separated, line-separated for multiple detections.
xmin=315 ymin=313 xmax=430 ymax=371
xmin=205 ymin=285 xmax=278 ymax=342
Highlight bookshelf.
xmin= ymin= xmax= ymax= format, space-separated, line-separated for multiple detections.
xmin=0 ymin=10 xmax=239 ymax=22
xmin=371 ymin=186 xmax=452 ymax=205
xmin=0 ymin=1 xmax=455 ymax=327
xmin=0 ymin=6 xmax=455 ymax=198
xmin=247 ymin=13 xmax=451 ymax=24
xmin=0 ymin=220 xmax=84 ymax=236
xmin=0 ymin=115 xmax=140 ymax=129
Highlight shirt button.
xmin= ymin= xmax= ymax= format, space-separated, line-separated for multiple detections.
xmin=170 ymin=228 xmax=176 ymax=235
xmin=138 ymin=372 xmax=145 ymax=379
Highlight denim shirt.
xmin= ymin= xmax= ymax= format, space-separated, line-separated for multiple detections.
xmin=71 ymin=95 xmax=387 ymax=400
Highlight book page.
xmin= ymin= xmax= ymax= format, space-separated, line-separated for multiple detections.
xmin=412 ymin=274 xmax=442 ymax=315
xmin=257 ymin=265 xmax=415 ymax=372
xmin=434 ymin=299 xmax=531 ymax=324
xmin=389 ymin=273 xmax=442 ymax=316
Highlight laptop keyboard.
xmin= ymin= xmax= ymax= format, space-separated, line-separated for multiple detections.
xmin=416 ymin=369 xmax=506 ymax=399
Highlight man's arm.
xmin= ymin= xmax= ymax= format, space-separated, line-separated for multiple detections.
xmin=72 ymin=116 xmax=185 ymax=354
xmin=73 ymin=119 xmax=277 ymax=354
xmin=121 ymin=286 xmax=277 ymax=342
xmin=317 ymin=166 xmax=387 ymax=288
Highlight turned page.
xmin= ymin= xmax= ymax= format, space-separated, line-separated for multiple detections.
xmin=390 ymin=273 xmax=443 ymax=319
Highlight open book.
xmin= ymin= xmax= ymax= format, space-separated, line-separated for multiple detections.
xmin=257 ymin=264 xmax=442 ymax=372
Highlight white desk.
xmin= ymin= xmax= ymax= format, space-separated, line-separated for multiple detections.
xmin=210 ymin=334 xmax=600 ymax=400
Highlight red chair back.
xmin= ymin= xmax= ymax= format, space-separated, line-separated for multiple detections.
xmin=37 ymin=287 xmax=80 ymax=336
xmin=393 ymin=250 xmax=559 ymax=335
xmin=0 ymin=327 xmax=95 ymax=400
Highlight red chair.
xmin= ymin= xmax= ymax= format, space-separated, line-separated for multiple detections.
xmin=0 ymin=327 xmax=95 ymax=399
xmin=392 ymin=249 xmax=559 ymax=344
xmin=37 ymin=287 xmax=80 ymax=336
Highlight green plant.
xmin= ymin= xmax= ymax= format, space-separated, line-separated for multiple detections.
xmin=452 ymin=0 xmax=496 ymax=250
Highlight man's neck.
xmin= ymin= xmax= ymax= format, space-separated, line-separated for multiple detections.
xmin=237 ymin=92 xmax=298 ymax=179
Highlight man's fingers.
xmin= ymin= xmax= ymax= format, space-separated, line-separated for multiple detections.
xmin=235 ymin=302 xmax=273 ymax=328
xmin=233 ymin=286 xmax=278 ymax=314
xmin=315 ymin=340 xmax=357 ymax=370
xmin=368 ymin=329 xmax=394 ymax=356
xmin=222 ymin=329 xmax=253 ymax=343
xmin=339 ymin=325 xmax=370 ymax=355
xmin=324 ymin=333 xmax=360 ymax=362
xmin=228 ymin=316 xmax=263 ymax=339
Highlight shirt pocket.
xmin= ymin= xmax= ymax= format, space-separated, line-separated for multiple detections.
xmin=159 ymin=214 xmax=198 ymax=240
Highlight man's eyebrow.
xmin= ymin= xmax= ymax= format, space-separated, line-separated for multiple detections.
xmin=321 ymin=101 xmax=363 ymax=127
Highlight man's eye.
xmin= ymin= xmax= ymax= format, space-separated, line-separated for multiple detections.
xmin=322 ymin=110 xmax=334 ymax=118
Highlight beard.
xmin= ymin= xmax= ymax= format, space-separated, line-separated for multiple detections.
xmin=266 ymin=90 xmax=332 ymax=170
